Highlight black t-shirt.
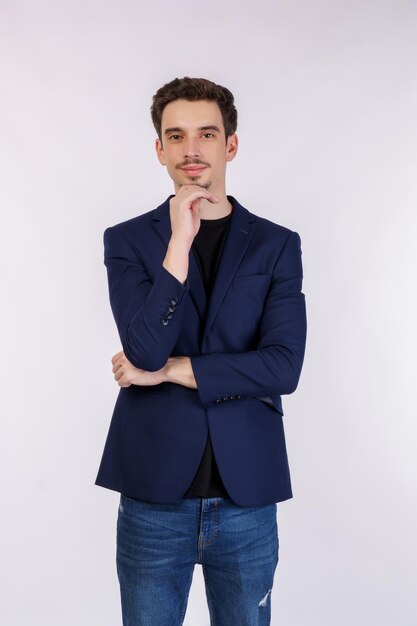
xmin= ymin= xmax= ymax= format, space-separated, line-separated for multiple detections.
xmin=183 ymin=211 xmax=232 ymax=499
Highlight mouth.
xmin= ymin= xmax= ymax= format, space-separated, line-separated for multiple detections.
xmin=181 ymin=165 xmax=207 ymax=176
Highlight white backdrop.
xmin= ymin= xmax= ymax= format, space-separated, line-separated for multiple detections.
xmin=1 ymin=1 xmax=416 ymax=624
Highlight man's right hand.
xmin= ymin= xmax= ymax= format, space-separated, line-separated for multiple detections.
xmin=169 ymin=185 xmax=219 ymax=247
xmin=162 ymin=186 xmax=219 ymax=285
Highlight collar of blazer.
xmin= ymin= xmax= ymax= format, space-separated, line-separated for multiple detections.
xmin=152 ymin=194 xmax=256 ymax=345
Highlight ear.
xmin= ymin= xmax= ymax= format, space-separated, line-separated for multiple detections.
xmin=155 ymin=137 xmax=166 ymax=166
xmin=225 ymin=133 xmax=238 ymax=162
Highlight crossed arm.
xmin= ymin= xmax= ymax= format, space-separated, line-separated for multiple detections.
xmin=111 ymin=351 xmax=196 ymax=389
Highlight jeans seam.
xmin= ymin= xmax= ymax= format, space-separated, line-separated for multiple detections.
xmin=201 ymin=499 xmax=219 ymax=548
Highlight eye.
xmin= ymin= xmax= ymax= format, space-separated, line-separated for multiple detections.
xmin=202 ymin=133 xmax=215 ymax=138
xmin=168 ymin=134 xmax=182 ymax=141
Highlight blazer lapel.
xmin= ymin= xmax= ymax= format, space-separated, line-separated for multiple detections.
xmin=201 ymin=196 xmax=256 ymax=344
xmin=152 ymin=196 xmax=207 ymax=321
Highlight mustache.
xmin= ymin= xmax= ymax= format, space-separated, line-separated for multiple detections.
xmin=176 ymin=160 xmax=210 ymax=168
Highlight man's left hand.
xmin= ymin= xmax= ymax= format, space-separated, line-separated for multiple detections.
xmin=111 ymin=351 xmax=197 ymax=390
xmin=111 ymin=351 xmax=167 ymax=388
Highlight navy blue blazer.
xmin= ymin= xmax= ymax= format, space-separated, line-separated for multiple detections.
xmin=95 ymin=195 xmax=307 ymax=506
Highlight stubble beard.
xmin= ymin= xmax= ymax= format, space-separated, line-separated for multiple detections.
xmin=190 ymin=177 xmax=210 ymax=190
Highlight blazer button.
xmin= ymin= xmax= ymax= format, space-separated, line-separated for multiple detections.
xmin=170 ymin=298 xmax=178 ymax=306
xmin=161 ymin=318 xmax=169 ymax=325
xmin=215 ymin=398 xmax=222 ymax=403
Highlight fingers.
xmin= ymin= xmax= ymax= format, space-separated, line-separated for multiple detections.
xmin=114 ymin=366 xmax=123 ymax=381
xmin=111 ymin=350 xmax=124 ymax=365
xmin=111 ymin=350 xmax=136 ymax=388
xmin=113 ymin=364 xmax=132 ymax=387
xmin=116 ymin=373 xmax=131 ymax=388
xmin=177 ymin=185 xmax=219 ymax=205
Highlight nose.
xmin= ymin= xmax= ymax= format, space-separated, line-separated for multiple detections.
xmin=183 ymin=137 xmax=200 ymax=159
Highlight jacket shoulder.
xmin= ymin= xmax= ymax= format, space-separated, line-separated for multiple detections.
xmin=104 ymin=205 xmax=160 ymax=239
xmin=102 ymin=199 xmax=171 ymax=261
xmin=247 ymin=207 xmax=297 ymax=245
xmin=231 ymin=196 xmax=296 ymax=239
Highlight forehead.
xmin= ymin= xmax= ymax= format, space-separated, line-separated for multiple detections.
xmin=161 ymin=99 xmax=224 ymax=133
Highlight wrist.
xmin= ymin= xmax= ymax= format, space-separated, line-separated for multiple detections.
xmin=169 ymin=234 xmax=193 ymax=251
xmin=163 ymin=357 xmax=175 ymax=384
xmin=163 ymin=239 xmax=190 ymax=285
xmin=164 ymin=356 xmax=196 ymax=389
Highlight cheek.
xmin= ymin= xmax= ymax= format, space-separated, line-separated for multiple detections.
xmin=165 ymin=156 xmax=180 ymax=174
xmin=208 ymin=147 xmax=224 ymax=166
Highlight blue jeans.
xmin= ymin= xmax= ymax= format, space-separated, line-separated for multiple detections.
xmin=116 ymin=494 xmax=279 ymax=625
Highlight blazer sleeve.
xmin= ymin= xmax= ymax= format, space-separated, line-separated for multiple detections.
xmin=103 ymin=225 xmax=190 ymax=371
xmin=190 ymin=231 xmax=307 ymax=409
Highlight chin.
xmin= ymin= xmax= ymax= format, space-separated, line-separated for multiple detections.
xmin=195 ymin=180 xmax=211 ymax=189
xmin=184 ymin=175 xmax=211 ymax=190
xmin=172 ymin=173 xmax=211 ymax=190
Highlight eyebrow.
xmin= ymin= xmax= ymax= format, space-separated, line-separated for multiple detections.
xmin=163 ymin=125 xmax=221 ymax=136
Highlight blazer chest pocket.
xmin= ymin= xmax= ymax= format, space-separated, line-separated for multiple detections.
xmin=232 ymin=273 xmax=270 ymax=288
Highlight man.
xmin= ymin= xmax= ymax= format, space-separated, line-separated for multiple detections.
xmin=95 ymin=76 xmax=307 ymax=626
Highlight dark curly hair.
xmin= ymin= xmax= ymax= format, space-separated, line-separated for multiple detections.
xmin=151 ymin=76 xmax=238 ymax=143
